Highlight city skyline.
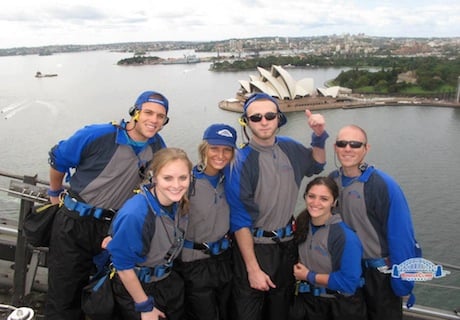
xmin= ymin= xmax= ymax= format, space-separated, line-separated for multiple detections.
xmin=1 ymin=0 xmax=459 ymax=49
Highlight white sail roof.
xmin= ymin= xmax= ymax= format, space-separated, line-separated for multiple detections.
xmin=237 ymin=65 xmax=315 ymax=99
xmin=296 ymin=78 xmax=315 ymax=97
xmin=272 ymin=65 xmax=297 ymax=99
xmin=257 ymin=67 xmax=291 ymax=99
xmin=236 ymin=65 xmax=351 ymax=100
xmin=238 ymin=80 xmax=251 ymax=93
xmin=250 ymin=80 xmax=279 ymax=97
xmin=317 ymin=86 xmax=352 ymax=97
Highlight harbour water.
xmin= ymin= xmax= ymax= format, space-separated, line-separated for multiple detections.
xmin=0 ymin=50 xmax=459 ymax=311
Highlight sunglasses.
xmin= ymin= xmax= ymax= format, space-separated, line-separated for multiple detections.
xmin=335 ymin=140 xmax=366 ymax=148
xmin=248 ymin=112 xmax=278 ymax=122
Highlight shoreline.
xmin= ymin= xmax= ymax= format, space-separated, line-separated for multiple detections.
xmin=218 ymin=95 xmax=460 ymax=113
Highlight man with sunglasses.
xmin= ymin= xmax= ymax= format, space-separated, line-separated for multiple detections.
xmin=45 ymin=90 xmax=169 ymax=320
xmin=330 ymin=125 xmax=421 ymax=320
xmin=225 ymin=93 xmax=329 ymax=320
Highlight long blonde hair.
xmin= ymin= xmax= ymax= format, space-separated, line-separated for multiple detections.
xmin=196 ymin=140 xmax=236 ymax=172
xmin=147 ymin=147 xmax=193 ymax=214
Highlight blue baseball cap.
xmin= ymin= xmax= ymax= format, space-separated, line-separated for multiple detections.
xmin=203 ymin=124 xmax=237 ymax=148
xmin=243 ymin=93 xmax=287 ymax=127
xmin=134 ymin=90 xmax=169 ymax=114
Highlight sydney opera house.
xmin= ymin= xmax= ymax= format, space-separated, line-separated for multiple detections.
xmin=218 ymin=65 xmax=352 ymax=113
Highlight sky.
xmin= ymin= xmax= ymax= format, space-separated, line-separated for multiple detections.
xmin=1 ymin=0 xmax=459 ymax=49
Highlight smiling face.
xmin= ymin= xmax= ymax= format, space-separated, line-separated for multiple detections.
xmin=335 ymin=125 xmax=369 ymax=177
xmin=128 ymin=102 xmax=168 ymax=141
xmin=204 ymin=144 xmax=234 ymax=176
xmin=153 ymin=158 xmax=191 ymax=206
xmin=305 ymin=184 xmax=335 ymax=225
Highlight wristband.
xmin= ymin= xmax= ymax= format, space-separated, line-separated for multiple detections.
xmin=47 ymin=188 xmax=64 ymax=197
xmin=134 ymin=296 xmax=155 ymax=313
xmin=310 ymin=131 xmax=329 ymax=148
xmin=307 ymin=271 xmax=317 ymax=285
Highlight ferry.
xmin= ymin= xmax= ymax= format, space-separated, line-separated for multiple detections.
xmin=0 ymin=169 xmax=459 ymax=319
xmin=35 ymin=71 xmax=58 ymax=78
xmin=161 ymin=54 xmax=201 ymax=65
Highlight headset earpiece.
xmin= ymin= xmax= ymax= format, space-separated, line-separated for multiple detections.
xmin=277 ymin=113 xmax=287 ymax=128
xmin=132 ymin=110 xmax=140 ymax=122
xmin=129 ymin=105 xmax=137 ymax=116
xmin=163 ymin=117 xmax=170 ymax=126
xmin=239 ymin=116 xmax=248 ymax=126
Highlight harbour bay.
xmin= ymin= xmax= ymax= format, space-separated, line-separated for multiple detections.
xmin=0 ymin=50 xmax=459 ymax=311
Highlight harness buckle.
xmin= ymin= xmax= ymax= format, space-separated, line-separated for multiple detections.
xmin=205 ymin=237 xmax=231 ymax=255
xmin=270 ymin=230 xmax=281 ymax=243
xmin=202 ymin=242 xmax=211 ymax=255
xmin=153 ymin=264 xmax=171 ymax=278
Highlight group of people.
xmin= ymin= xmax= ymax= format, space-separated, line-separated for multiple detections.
xmin=44 ymin=90 xmax=420 ymax=320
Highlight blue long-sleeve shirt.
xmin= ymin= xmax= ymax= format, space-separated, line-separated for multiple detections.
xmin=226 ymin=136 xmax=324 ymax=234
xmin=330 ymin=165 xmax=420 ymax=297
xmin=299 ymin=214 xmax=363 ymax=294
xmin=107 ymin=189 xmax=187 ymax=272
xmin=48 ymin=120 xmax=166 ymax=209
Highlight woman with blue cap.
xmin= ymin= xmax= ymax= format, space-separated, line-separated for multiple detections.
xmin=175 ymin=123 xmax=238 ymax=320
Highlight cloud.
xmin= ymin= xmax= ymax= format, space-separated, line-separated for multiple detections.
xmin=0 ymin=0 xmax=458 ymax=48
xmin=47 ymin=5 xmax=107 ymax=21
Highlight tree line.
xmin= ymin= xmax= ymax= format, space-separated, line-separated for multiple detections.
xmin=211 ymin=55 xmax=460 ymax=97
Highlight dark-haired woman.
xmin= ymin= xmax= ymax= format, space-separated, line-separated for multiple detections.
xmin=290 ymin=176 xmax=366 ymax=320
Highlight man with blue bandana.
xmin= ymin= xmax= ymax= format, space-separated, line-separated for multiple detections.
xmin=46 ymin=90 xmax=169 ymax=320
xmin=225 ymin=93 xmax=329 ymax=320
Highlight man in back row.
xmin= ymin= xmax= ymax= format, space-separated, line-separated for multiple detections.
xmin=330 ymin=124 xmax=421 ymax=320
xmin=46 ymin=90 xmax=170 ymax=320
xmin=225 ymin=93 xmax=329 ymax=320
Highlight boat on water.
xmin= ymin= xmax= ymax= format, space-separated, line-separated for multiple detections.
xmin=35 ymin=71 xmax=57 ymax=78
xmin=161 ymin=54 xmax=201 ymax=65
xmin=0 ymin=169 xmax=459 ymax=319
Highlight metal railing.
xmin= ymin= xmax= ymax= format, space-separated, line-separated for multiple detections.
xmin=0 ymin=169 xmax=49 ymax=306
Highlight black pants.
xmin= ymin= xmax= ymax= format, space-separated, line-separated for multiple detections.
xmin=363 ymin=267 xmax=402 ymax=320
xmin=46 ymin=207 xmax=110 ymax=320
xmin=231 ymin=239 xmax=297 ymax=320
xmin=111 ymin=270 xmax=184 ymax=320
xmin=289 ymin=289 xmax=367 ymax=320
xmin=175 ymin=250 xmax=233 ymax=320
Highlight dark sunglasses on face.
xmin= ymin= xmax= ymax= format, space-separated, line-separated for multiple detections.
xmin=335 ymin=140 xmax=366 ymax=148
xmin=248 ymin=112 xmax=278 ymax=122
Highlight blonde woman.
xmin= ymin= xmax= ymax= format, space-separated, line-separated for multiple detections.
xmin=176 ymin=123 xmax=237 ymax=320
xmin=107 ymin=148 xmax=192 ymax=320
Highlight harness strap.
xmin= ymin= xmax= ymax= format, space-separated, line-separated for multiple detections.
xmin=163 ymin=226 xmax=185 ymax=263
xmin=297 ymin=281 xmax=327 ymax=296
xmin=134 ymin=264 xmax=172 ymax=283
xmin=63 ymin=194 xmax=115 ymax=221
xmin=296 ymin=281 xmax=356 ymax=298
xmin=252 ymin=218 xmax=294 ymax=242
xmin=183 ymin=233 xmax=231 ymax=255
xmin=363 ymin=257 xmax=392 ymax=273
